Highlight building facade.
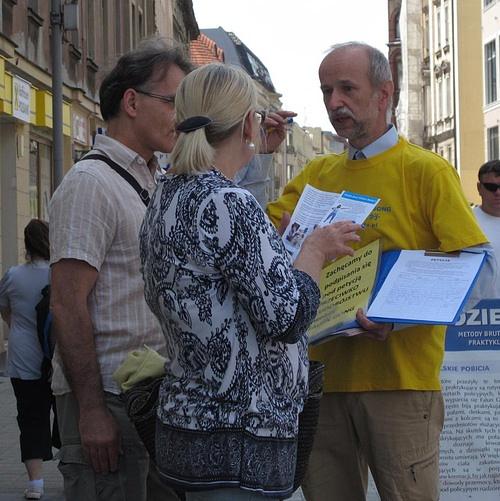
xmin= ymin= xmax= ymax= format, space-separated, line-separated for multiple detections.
xmin=483 ymin=0 xmax=500 ymax=162
xmin=394 ymin=0 xmax=484 ymax=203
xmin=194 ymin=27 xmax=291 ymax=201
xmin=274 ymin=123 xmax=315 ymax=199
xmin=0 ymin=0 xmax=198 ymax=351
xmin=388 ymin=0 xmax=402 ymax=125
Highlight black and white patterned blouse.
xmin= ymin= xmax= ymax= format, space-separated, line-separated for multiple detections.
xmin=139 ymin=169 xmax=320 ymax=497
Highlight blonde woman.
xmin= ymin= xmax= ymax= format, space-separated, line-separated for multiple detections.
xmin=139 ymin=63 xmax=361 ymax=500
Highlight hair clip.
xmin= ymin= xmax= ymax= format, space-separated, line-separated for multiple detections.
xmin=176 ymin=116 xmax=212 ymax=133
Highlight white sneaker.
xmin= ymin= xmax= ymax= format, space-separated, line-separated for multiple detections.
xmin=24 ymin=487 xmax=43 ymax=500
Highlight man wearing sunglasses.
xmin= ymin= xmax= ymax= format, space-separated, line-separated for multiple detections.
xmin=474 ymin=160 xmax=500 ymax=296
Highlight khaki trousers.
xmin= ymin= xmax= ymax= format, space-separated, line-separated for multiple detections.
xmin=56 ymin=392 xmax=180 ymax=501
xmin=302 ymin=390 xmax=444 ymax=501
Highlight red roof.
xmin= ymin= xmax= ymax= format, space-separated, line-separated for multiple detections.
xmin=190 ymin=34 xmax=224 ymax=66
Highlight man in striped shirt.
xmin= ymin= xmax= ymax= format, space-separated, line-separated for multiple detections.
xmin=49 ymin=39 xmax=192 ymax=501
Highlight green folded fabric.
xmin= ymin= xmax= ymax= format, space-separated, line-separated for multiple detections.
xmin=113 ymin=345 xmax=166 ymax=391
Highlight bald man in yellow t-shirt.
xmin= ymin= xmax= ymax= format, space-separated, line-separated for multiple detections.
xmin=268 ymin=42 xmax=488 ymax=501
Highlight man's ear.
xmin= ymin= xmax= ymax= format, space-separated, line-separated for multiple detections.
xmin=378 ymin=80 xmax=394 ymax=111
xmin=122 ymin=88 xmax=139 ymax=118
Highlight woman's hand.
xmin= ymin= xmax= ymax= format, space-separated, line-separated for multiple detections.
xmin=294 ymin=221 xmax=362 ymax=282
xmin=303 ymin=221 xmax=362 ymax=262
xmin=260 ymin=111 xmax=296 ymax=153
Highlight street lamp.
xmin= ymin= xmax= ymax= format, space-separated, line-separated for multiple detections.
xmin=50 ymin=0 xmax=78 ymax=188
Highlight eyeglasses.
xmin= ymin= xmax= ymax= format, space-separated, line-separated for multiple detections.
xmin=134 ymin=89 xmax=175 ymax=104
xmin=255 ymin=110 xmax=267 ymax=124
xmin=481 ymin=182 xmax=500 ymax=193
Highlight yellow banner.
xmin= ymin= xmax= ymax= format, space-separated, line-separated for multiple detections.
xmin=36 ymin=90 xmax=52 ymax=127
xmin=0 ymin=57 xmax=5 ymax=100
xmin=308 ymin=239 xmax=381 ymax=344
xmin=0 ymin=72 xmax=12 ymax=115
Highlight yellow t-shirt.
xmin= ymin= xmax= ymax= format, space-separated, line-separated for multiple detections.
xmin=267 ymin=137 xmax=487 ymax=392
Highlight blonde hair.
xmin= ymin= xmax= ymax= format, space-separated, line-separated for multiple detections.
xmin=170 ymin=63 xmax=259 ymax=175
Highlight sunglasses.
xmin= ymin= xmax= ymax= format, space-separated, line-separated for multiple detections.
xmin=481 ymin=182 xmax=500 ymax=193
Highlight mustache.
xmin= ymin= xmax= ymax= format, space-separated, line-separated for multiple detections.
xmin=329 ymin=107 xmax=355 ymax=120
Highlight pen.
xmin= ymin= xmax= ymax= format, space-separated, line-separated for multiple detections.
xmin=264 ymin=117 xmax=294 ymax=134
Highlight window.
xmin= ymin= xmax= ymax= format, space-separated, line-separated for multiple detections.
xmin=114 ymin=0 xmax=122 ymax=54
xmin=87 ymin=0 xmax=95 ymax=60
xmin=437 ymin=78 xmax=443 ymax=120
xmin=29 ymin=140 xmax=53 ymax=220
xmin=488 ymin=126 xmax=499 ymax=161
xmin=447 ymin=145 xmax=453 ymax=164
xmin=394 ymin=11 xmax=400 ymax=40
xmin=445 ymin=72 xmax=452 ymax=117
xmin=443 ymin=3 xmax=450 ymax=46
xmin=138 ymin=8 xmax=144 ymax=40
xmin=102 ymin=0 xmax=109 ymax=59
xmin=442 ymin=76 xmax=447 ymax=118
xmin=131 ymin=3 xmax=136 ymax=48
xmin=436 ymin=9 xmax=442 ymax=49
xmin=424 ymin=85 xmax=431 ymax=124
xmin=2 ymin=1 xmax=15 ymax=38
xmin=131 ymin=2 xmax=145 ymax=48
xmin=27 ymin=0 xmax=43 ymax=62
xmin=423 ymin=12 xmax=429 ymax=57
xmin=485 ymin=40 xmax=497 ymax=104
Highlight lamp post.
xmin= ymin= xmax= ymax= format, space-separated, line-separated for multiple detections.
xmin=50 ymin=1 xmax=79 ymax=187
xmin=50 ymin=0 xmax=64 ymax=188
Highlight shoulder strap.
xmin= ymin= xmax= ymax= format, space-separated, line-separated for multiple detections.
xmin=83 ymin=153 xmax=150 ymax=207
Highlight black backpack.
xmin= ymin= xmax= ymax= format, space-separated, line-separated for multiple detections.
xmin=35 ymin=284 xmax=55 ymax=379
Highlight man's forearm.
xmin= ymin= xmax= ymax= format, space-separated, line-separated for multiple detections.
xmin=53 ymin=298 xmax=122 ymax=474
xmin=53 ymin=305 xmax=106 ymax=411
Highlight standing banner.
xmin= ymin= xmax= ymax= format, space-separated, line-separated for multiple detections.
xmin=440 ymin=298 xmax=500 ymax=500
xmin=366 ymin=299 xmax=500 ymax=500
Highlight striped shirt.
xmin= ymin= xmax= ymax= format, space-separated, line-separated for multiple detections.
xmin=49 ymin=134 xmax=166 ymax=395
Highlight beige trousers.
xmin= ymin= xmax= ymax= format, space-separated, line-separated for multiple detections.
xmin=302 ymin=390 xmax=444 ymax=501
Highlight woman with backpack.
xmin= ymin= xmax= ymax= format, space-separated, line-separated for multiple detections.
xmin=0 ymin=219 xmax=55 ymax=500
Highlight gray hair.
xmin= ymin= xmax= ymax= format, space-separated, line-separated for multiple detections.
xmin=326 ymin=41 xmax=393 ymax=122
xmin=170 ymin=63 xmax=258 ymax=175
